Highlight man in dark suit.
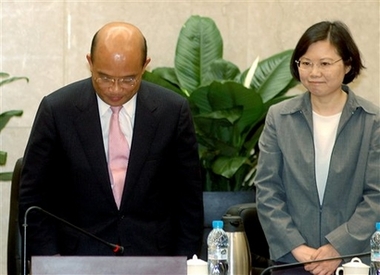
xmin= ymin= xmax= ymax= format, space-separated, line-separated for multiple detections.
xmin=19 ymin=22 xmax=203 ymax=259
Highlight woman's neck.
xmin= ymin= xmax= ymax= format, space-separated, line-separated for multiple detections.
xmin=311 ymin=90 xmax=347 ymax=116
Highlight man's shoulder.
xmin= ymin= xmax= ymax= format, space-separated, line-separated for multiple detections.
xmin=139 ymin=80 xmax=187 ymax=106
xmin=45 ymin=78 xmax=93 ymax=104
xmin=49 ymin=78 xmax=92 ymax=97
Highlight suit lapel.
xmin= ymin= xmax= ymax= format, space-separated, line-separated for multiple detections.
xmin=121 ymin=83 xmax=159 ymax=205
xmin=72 ymin=80 xmax=114 ymax=204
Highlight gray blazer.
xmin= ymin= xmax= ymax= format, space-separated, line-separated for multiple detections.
xmin=255 ymin=85 xmax=380 ymax=263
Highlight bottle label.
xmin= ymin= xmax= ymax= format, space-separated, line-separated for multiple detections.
xmin=208 ymin=248 xmax=228 ymax=260
xmin=372 ymin=252 xmax=380 ymax=261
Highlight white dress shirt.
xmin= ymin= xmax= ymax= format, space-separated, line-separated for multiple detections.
xmin=97 ymin=94 xmax=136 ymax=161
xmin=313 ymin=111 xmax=341 ymax=204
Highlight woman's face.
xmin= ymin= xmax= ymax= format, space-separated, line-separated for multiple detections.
xmin=297 ymin=40 xmax=351 ymax=99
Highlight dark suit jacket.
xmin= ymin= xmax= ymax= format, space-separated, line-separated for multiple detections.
xmin=19 ymin=78 xmax=204 ymax=258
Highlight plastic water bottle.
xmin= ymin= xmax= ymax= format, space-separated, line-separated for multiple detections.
xmin=207 ymin=220 xmax=229 ymax=275
xmin=371 ymin=222 xmax=380 ymax=275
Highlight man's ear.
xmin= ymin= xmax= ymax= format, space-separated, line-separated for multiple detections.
xmin=86 ymin=54 xmax=93 ymax=69
xmin=142 ymin=57 xmax=151 ymax=72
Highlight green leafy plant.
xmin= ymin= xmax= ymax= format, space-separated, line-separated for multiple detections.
xmin=0 ymin=72 xmax=28 ymax=180
xmin=143 ymin=15 xmax=298 ymax=191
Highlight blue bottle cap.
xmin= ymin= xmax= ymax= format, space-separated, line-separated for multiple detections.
xmin=212 ymin=220 xmax=224 ymax=229
xmin=376 ymin=222 xmax=380 ymax=230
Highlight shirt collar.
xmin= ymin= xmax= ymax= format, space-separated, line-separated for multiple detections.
xmin=97 ymin=93 xmax=137 ymax=119
xmin=279 ymin=85 xmax=378 ymax=117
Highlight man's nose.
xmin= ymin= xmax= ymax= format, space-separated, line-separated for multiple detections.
xmin=109 ymin=80 xmax=123 ymax=91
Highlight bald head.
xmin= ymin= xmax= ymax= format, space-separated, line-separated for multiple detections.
xmin=87 ymin=22 xmax=151 ymax=106
xmin=90 ymin=22 xmax=147 ymax=67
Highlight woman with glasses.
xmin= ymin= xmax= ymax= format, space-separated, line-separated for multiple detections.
xmin=255 ymin=21 xmax=379 ymax=275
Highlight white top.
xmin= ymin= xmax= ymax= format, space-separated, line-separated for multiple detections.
xmin=313 ymin=111 xmax=341 ymax=205
xmin=97 ymin=94 xmax=136 ymax=160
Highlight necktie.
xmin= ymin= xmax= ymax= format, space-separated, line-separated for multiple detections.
xmin=108 ymin=106 xmax=129 ymax=208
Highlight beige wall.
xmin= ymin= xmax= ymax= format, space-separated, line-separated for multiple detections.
xmin=0 ymin=0 xmax=379 ymax=272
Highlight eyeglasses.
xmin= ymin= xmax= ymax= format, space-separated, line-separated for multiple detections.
xmin=295 ymin=58 xmax=342 ymax=71
xmin=95 ymin=75 xmax=138 ymax=89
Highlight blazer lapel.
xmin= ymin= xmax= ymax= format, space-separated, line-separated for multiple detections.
xmin=72 ymin=80 xmax=114 ymax=204
xmin=121 ymin=83 xmax=159 ymax=205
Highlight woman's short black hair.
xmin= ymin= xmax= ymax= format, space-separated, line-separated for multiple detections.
xmin=290 ymin=21 xmax=365 ymax=84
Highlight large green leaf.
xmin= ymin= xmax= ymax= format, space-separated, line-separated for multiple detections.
xmin=175 ymin=15 xmax=223 ymax=94
xmin=212 ymin=156 xmax=248 ymax=179
xmin=143 ymin=70 xmax=186 ymax=97
xmin=196 ymin=108 xmax=242 ymax=125
xmin=0 ymin=172 xmax=13 ymax=181
xmin=254 ymin=51 xmax=294 ymax=103
xmin=240 ymin=49 xmax=295 ymax=103
xmin=0 ymin=72 xmax=29 ymax=87
xmin=202 ymin=59 xmax=240 ymax=85
xmin=280 ymin=78 xmax=300 ymax=96
xmin=0 ymin=151 xmax=7 ymax=165
xmin=0 ymin=150 xmax=12 ymax=181
xmin=150 ymin=67 xmax=180 ymax=87
xmin=190 ymin=81 xmax=264 ymax=151
xmin=193 ymin=107 xmax=242 ymax=149
xmin=0 ymin=110 xmax=23 ymax=132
